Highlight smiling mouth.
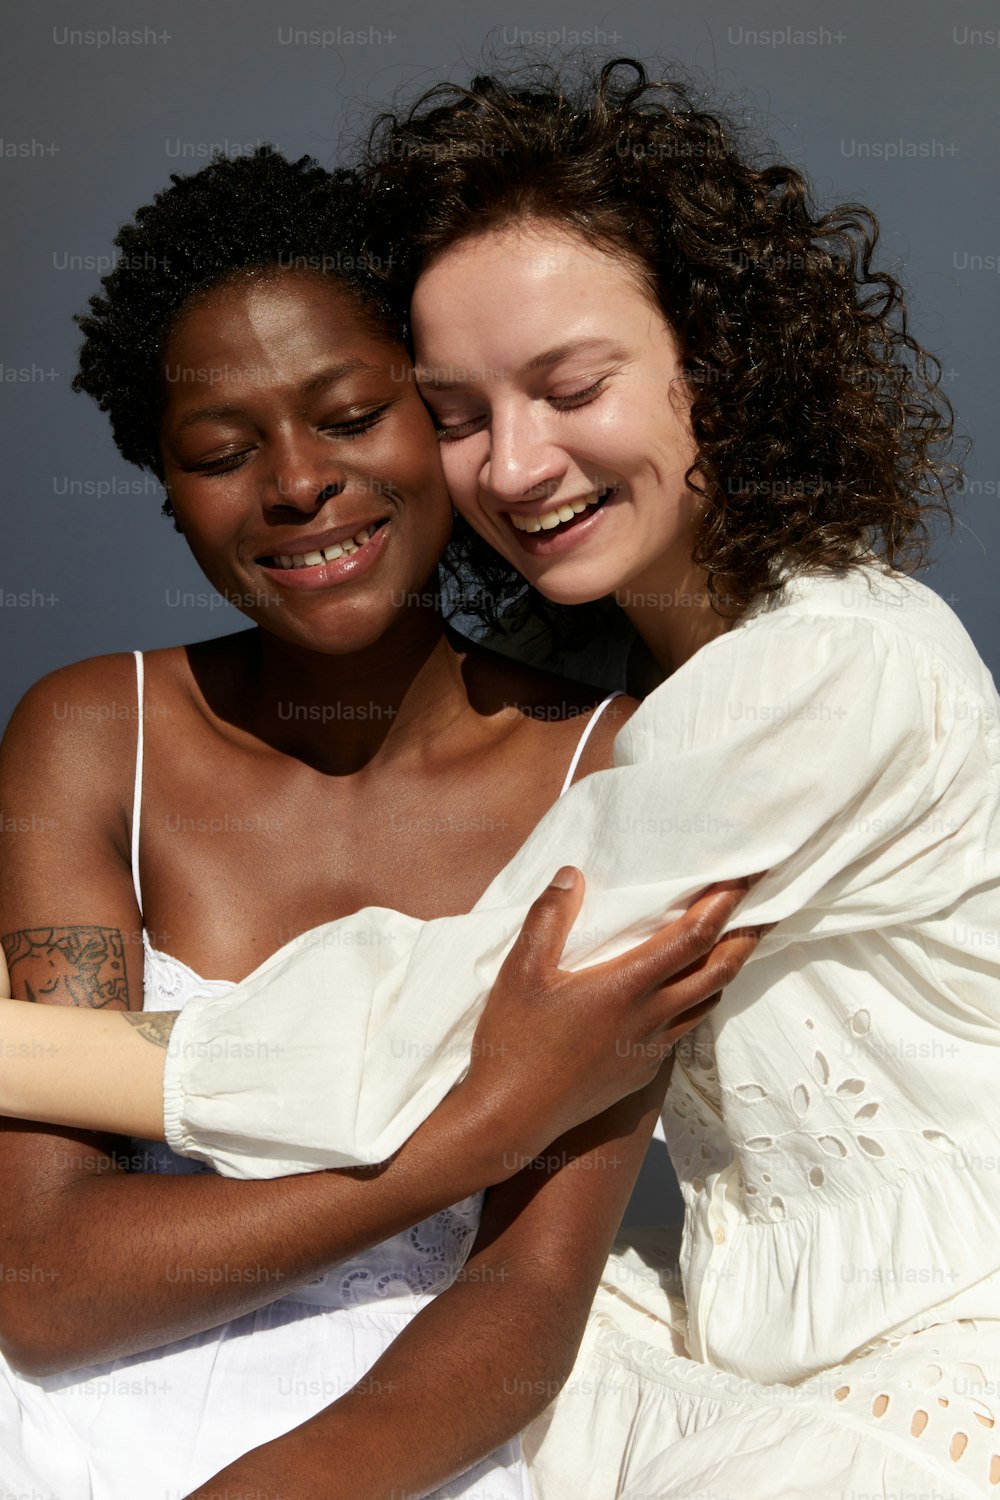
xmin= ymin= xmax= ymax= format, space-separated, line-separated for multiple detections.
xmin=260 ymin=519 xmax=388 ymax=569
xmin=507 ymin=488 xmax=615 ymax=535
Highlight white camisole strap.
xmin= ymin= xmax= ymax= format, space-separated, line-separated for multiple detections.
xmin=128 ymin=661 xmax=616 ymax=911
xmin=558 ymin=691 xmax=624 ymax=798
xmin=131 ymin=649 xmax=144 ymax=916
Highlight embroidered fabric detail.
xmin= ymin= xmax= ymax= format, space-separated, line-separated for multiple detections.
xmin=800 ymin=1328 xmax=1000 ymax=1493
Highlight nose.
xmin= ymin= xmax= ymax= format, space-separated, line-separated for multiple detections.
xmin=480 ymin=400 xmax=566 ymax=505
xmin=265 ymin=430 xmax=346 ymax=513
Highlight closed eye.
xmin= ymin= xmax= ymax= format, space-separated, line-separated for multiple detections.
xmin=188 ymin=450 xmax=253 ymax=477
xmin=433 ymin=413 xmax=486 ymax=444
xmin=186 ymin=406 xmax=393 ymax=476
xmin=323 ymin=403 xmax=391 ymax=437
xmin=432 ymin=382 xmax=607 ymax=442
xmin=548 ymin=380 xmax=607 ymax=410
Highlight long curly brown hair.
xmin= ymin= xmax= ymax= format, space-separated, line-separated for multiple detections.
xmin=363 ymin=58 xmax=961 ymax=623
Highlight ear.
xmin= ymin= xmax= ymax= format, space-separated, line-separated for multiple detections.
xmin=159 ymin=485 xmax=184 ymax=535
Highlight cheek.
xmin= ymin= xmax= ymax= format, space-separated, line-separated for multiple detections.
xmin=169 ymin=489 xmax=233 ymax=552
xmin=438 ymin=441 xmax=487 ymax=515
xmin=179 ymin=523 xmax=239 ymax=585
xmin=370 ymin=409 xmax=444 ymax=488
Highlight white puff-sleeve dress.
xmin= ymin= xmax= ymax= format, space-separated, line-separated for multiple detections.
xmin=163 ymin=565 xmax=1000 ymax=1498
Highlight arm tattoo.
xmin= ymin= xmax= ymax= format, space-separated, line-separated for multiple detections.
xmin=1 ymin=926 xmax=128 ymax=1008
xmin=120 ymin=1010 xmax=177 ymax=1050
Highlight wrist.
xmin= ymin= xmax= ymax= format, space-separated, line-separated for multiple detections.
xmin=422 ymin=1077 xmax=523 ymax=1188
xmin=440 ymin=1075 xmax=551 ymax=1184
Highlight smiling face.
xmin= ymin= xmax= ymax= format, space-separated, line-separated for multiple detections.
xmin=411 ymin=222 xmax=704 ymax=612
xmin=158 ymin=270 xmax=452 ymax=656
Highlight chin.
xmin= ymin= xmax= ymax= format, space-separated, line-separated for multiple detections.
xmin=529 ymin=564 xmax=622 ymax=609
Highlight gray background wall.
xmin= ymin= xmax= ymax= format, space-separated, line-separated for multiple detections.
xmin=1 ymin=0 xmax=997 ymax=1219
xmin=2 ymin=0 xmax=997 ymax=726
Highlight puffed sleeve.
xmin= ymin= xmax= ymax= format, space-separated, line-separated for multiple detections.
xmin=163 ymin=573 xmax=996 ymax=1176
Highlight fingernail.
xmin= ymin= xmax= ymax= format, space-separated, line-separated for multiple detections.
xmin=746 ymin=871 xmax=768 ymax=887
xmin=551 ymin=867 xmax=576 ymax=890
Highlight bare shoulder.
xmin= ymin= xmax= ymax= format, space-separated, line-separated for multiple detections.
xmin=573 ymin=689 xmax=638 ymax=776
xmin=1 ymin=652 xmax=142 ymax=788
xmin=0 ymin=634 xmax=234 ymax=766
xmin=458 ymin=637 xmax=638 ymax=773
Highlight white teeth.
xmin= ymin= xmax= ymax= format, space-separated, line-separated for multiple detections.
xmin=509 ymin=493 xmax=607 ymax=534
xmin=272 ymin=525 xmax=380 ymax=569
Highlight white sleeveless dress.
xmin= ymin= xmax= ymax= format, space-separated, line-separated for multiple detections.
xmin=0 ymin=662 xmax=620 ymax=1500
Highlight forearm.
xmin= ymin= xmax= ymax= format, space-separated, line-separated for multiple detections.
xmin=0 ymin=1077 xmax=511 ymax=1374
xmin=186 ymin=1263 xmax=586 ymax=1500
xmin=0 ymin=999 xmax=168 ymax=1138
xmin=187 ymin=1082 xmax=669 ymax=1500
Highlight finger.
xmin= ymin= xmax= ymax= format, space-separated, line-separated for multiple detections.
xmin=645 ymin=928 xmax=763 ymax=1027
xmin=622 ymin=992 xmax=722 ymax=1073
xmin=678 ymin=926 xmax=764 ymax=995
xmin=657 ymin=992 xmax=722 ymax=1050
xmin=598 ymin=878 xmax=751 ymax=998
xmin=505 ymin=867 xmax=587 ymax=976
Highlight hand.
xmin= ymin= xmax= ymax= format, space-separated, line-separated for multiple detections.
xmin=462 ymin=870 xmax=762 ymax=1165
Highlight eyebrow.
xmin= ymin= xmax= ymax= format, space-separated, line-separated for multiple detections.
xmin=170 ymin=359 xmax=381 ymax=433
xmin=526 ymin=338 xmax=627 ymax=372
xmin=418 ymin=339 xmax=626 ymax=390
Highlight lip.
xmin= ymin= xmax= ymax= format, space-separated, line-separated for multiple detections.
xmin=499 ymin=490 xmax=605 ymax=523
xmin=502 ymin=487 xmax=619 ymax=558
xmin=257 ymin=519 xmax=390 ymax=591
xmin=254 ymin=516 xmax=389 ymax=564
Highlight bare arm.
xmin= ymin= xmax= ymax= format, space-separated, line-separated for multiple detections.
xmin=0 ymin=994 xmax=171 ymax=1137
xmin=184 ymin=1073 xmax=670 ymax=1500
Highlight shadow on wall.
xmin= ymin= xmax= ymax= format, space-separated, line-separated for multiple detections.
xmin=622 ymin=1132 xmax=684 ymax=1228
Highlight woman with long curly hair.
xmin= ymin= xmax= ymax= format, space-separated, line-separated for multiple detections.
xmin=328 ymin=62 xmax=996 ymax=1499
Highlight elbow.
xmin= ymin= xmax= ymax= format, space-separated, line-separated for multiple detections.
xmin=0 ymin=1288 xmax=79 ymax=1378
xmin=0 ymin=1335 xmax=82 ymax=1380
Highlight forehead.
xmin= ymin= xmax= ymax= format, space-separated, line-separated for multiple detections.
xmin=412 ymin=223 xmax=659 ymax=341
xmin=165 ymin=269 xmax=399 ymax=367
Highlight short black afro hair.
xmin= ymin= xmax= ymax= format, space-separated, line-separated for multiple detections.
xmin=73 ymin=147 xmax=401 ymax=490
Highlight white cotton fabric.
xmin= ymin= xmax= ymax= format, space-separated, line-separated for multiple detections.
xmin=164 ymin=564 xmax=1000 ymax=1185
xmin=162 ymin=564 xmax=1000 ymax=1494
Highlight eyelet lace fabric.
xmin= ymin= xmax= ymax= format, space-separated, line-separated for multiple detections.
xmin=137 ymin=934 xmax=485 ymax=1309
